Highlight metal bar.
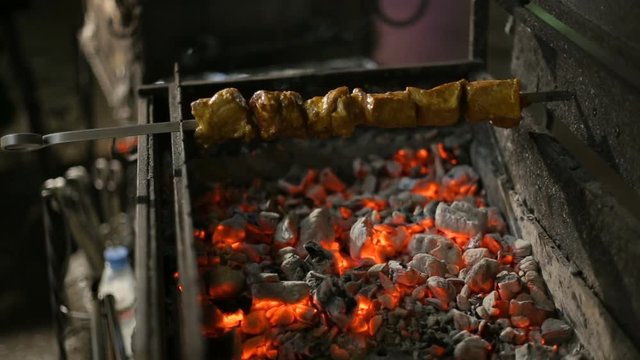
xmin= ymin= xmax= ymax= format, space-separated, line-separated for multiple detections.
xmin=41 ymin=189 xmax=69 ymax=360
xmin=140 ymin=60 xmax=484 ymax=97
xmin=520 ymin=90 xmax=573 ymax=105
xmin=42 ymin=121 xmax=192 ymax=144
xmin=102 ymin=295 xmax=127 ymax=360
xmin=0 ymin=120 xmax=197 ymax=151
xmin=134 ymin=97 xmax=154 ymax=360
xmin=168 ymin=64 xmax=204 ymax=360
xmin=471 ymin=0 xmax=489 ymax=63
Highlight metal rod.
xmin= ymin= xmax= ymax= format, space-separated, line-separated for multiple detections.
xmin=0 ymin=120 xmax=197 ymax=151
xmin=0 ymin=89 xmax=571 ymax=152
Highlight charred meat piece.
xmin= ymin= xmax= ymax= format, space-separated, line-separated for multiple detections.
xmin=465 ymin=79 xmax=521 ymax=128
xmin=304 ymin=96 xmax=331 ymax=138
xmin=355 ymin=89 xmax=417 ymax=128
xmin=407 ymin=79 xmax=465 ymax=126
xmin=191 ymin=88 xmax=255 ymax=146
xmin=249 ymin=90 xmax=307 ymax=140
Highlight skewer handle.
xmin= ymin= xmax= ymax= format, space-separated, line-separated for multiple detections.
xmin=0 ymin=120 xmax=197 ymax=151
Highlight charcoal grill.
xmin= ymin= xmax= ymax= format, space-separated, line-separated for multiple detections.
xmin=133 ymin=2 xmax=640 ymax=360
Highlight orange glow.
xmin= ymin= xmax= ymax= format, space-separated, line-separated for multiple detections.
xmin=211 ymin=185 xmax=224 ymax=204
xmin=209 ymin=283 xmax=240 ymax=299
xmin=393 ymin=148 xmax=432 ymax=175
xmin=386 ymin=287 xmax=403 ymax=309
xmin=482 ymin=235 xmax=503 ymax=254
xmin=250 ymin=297 xmax=317 ymax=329
xmin=195 ymin=144 xmax=520 ymax=358
xmin=339 ymin=207 xmax=353 ymax=219
xmin=194 ymin=229 xmax=206 ymax=240
xmin=437 ymin=143 xmax=458 ymax=165
xmin=417 ymin=148 xmax=429 ymax=160
xmin=429 ymin=345 xmax=446 ymax=357
xmin=320 ymin=240 xmax=353 ymax=275
xmin=500 ymin=254 xmax=514 ymax=265
xmin=407 ymin=223 xmax=425 ymax=234
xmin=420 ymin=218 xmax=434 ymax=229
xmin=114 ymin=136 xmax=138 ymax=155
xmin=212 ymin=224 xmax=246 ymax=248
xmin=217 ymin=309 xmax=244 ymax=329
xmin=412 ymin=180 xmax=440 ymax=200
xmin=439 ymin=228 xmax=470 ymax=248
xmin=361 ymin=198 xmax=387 ymax=211
xmin=241 ymin=335 xmax=277 ymax=360
xmin=238 ymin=203 xmax=258 ymax=213
xmin=359 ymin=225 xmax=401 ymax=263
xmin=350 ymin=295 xmax=375 ymax=334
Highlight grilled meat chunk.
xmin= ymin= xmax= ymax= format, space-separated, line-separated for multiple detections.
xmin=407 ymin=79 xmax=465 ymax=126
xmin=465 ymin=79 xmax=521 ymax=128
xmin=327 ymin=87 xmax=364 ymax=137
xmin=279 ymin=91 xmax=308 ymax=138
xmin=191 ymin=88 xmax=255 ymax=146
xmin=249 ymin=90 xmax=307 ymax=140
xmin=304 ymin=96 xmax=331 ymax=138
xmin=356 ymin=89 xmax=417 ymax=128
xmin=304 ymin=86 xmax=365 ymax=138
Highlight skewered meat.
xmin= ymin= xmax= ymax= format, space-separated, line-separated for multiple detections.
xmin=249 ymin=90 xmax=307 ymax=140
xmin=304 ymin=96 xmax=331 ymax=138
xmin=407 ymin=79 xmax=465 ymax=126
xmin=191 ymin=79 xmax=525 ymax=146
xmin=304 ymin=87 xmax=365 ymax=138
xmin=465 ymin=79 xmax=521 ymax=128
xmin=330 ymin=88 xmax=365 ymax=137
xmin=356 ymin=89 xmax=417 ymax=128
xmin=191 ymin=88 xmax=255 ymax=146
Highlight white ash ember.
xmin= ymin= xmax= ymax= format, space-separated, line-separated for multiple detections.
xmin=191 ymin=144 xmax=581 ymax=360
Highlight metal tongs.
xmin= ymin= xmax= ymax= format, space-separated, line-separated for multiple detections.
xmin=0 ymin=90 xmax=572 ymax=152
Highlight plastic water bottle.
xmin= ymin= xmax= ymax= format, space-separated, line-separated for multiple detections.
xmin=98 ymin=246 xmax=136 ymax=357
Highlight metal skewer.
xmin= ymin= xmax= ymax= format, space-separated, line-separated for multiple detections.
xmin=0 ymin=90 xmax=573 ymax=152
xmin=0 ymin=120 xmax=198 ymax=152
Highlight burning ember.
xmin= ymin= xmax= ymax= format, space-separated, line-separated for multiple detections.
xmin=189 ymin=142 xmax=577 ymax=359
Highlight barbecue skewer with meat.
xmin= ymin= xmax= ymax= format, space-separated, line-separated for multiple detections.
xmin=190 ymin=79 xmax=526 ymax=147
xmin=0 ymin=79 xmax=571 ymax=152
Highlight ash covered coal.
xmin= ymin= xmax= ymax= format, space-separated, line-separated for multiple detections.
xmin=189 ymin=140 xmax=582 ymax=360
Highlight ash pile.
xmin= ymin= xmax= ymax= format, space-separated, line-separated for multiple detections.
xmin=189 ymin=140 xmax=586 ymax=360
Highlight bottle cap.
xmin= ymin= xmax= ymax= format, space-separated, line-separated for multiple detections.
xmin=104 ymin=246 xmax=129 ymax=270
